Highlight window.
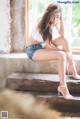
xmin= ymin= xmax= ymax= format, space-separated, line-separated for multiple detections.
xmin=29 ymin=0 xmax=80 ymax=49
xmin=71 ymin=3 xmax=80 ymax=48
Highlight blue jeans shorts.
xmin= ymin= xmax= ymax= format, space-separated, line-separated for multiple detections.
xmin=26 ymin=43 xmax=45 ymax=60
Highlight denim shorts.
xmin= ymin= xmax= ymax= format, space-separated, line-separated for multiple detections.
xmin=26 ymin=43 xmax=45 ymax=60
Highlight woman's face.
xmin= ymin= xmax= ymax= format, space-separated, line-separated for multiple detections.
xmin=50 ymin=11 xmax=61 ymax=25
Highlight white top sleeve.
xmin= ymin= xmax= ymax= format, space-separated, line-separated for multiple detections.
xmin=31 ymin=25 xmax=44 ymax=42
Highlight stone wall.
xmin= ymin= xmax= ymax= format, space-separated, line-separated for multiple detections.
xmin=0 ymin=0 xmax=11 ymax=53
xmin=0 ymin=0 xmax=25 ymax=53
xmin=10 ymin=0 xmax=25 ymax=52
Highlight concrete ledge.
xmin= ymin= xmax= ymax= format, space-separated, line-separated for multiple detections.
xmin=0 ymin=53 xmax=80 ymax=60
xmin=0 ymin=53 xmax=58 ymax=80
xmin=0 ymin=53 xmax=80 ymax=88
xmin=0 ymin=53 xmax=28 ymax=59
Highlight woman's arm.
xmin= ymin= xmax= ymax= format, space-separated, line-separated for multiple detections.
xmin=56 ymin=16 xmax=64 ymax=37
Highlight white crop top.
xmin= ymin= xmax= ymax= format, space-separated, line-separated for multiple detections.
xmin=31 ymin=25 xmax=44 ymax=42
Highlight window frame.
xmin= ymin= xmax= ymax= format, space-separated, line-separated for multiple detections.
xmin=25 ymin=0 xmax=29 ymax=43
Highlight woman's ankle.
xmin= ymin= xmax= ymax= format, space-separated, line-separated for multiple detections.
xmin=60 ymin=83 xmax=67 ymax=87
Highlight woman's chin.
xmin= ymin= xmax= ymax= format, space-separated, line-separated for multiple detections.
xmin=51 ymin=22 xmax=57 ymax=26
xmin=51 ymin=21 xmax=57 ymax=25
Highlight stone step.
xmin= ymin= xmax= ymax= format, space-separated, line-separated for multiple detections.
xmin=18 ymin=91 xmax=80 ymax=116
xmin=36 ymin=93 xmax=80 ymax=113
xmin=7 ymin=73 xmax=80 ymax=95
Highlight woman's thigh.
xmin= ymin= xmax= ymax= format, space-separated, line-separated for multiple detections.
xmin=32 ymin=49 xmax=65 ymax=61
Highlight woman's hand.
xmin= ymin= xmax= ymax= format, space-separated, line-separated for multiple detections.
xmin=45 ymin=44 xmax=57 ymax=50
xmin=45 ymin=40 xmax=62 ymax=51
xmin=45 ymin=44 xmax=63 ymax=51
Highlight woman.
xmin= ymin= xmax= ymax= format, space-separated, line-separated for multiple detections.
xmin=26 ymin=3 xmax=80 ymax=99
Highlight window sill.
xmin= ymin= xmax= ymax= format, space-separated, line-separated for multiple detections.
xmin=72 ymin=49 xmax=80 ymax=55
xmin=0 ymin=53 xmax=80 ymax=61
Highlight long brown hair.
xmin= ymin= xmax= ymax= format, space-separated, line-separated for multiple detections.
xmin=38 ymin=3 xmax=61 ymax=41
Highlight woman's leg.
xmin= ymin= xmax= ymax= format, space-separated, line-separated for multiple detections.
xmin=32 ymin=49 xmax=73 ymax=99
xmin=52 ymin=36 xmax=80 ymax=79
xmin=52 ymin=36 xmax=74 ymax=64
xmin=32 ymin=49 xmax=66 ymax=85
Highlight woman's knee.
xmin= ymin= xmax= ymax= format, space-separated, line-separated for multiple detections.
xmin=58 ymin=51 xmax=66 ymax=60
xmin=66 ymin=52 xmax=73 ymax=59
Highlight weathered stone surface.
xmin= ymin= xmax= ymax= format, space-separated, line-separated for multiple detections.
xmin=7 ymin=72 xmax=80 ymax=115
xmin=18 ymin=91 xmax=80 ymax=114
xmin=7 ymin=73 xmax=80 ymax=95
xmin=36 ymin=94 xmax=80 ymax=113
xmin=10 ymin=0 xmax=25 ymax=52
xmin=0 ymin=0 xmax=11 ymax=53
